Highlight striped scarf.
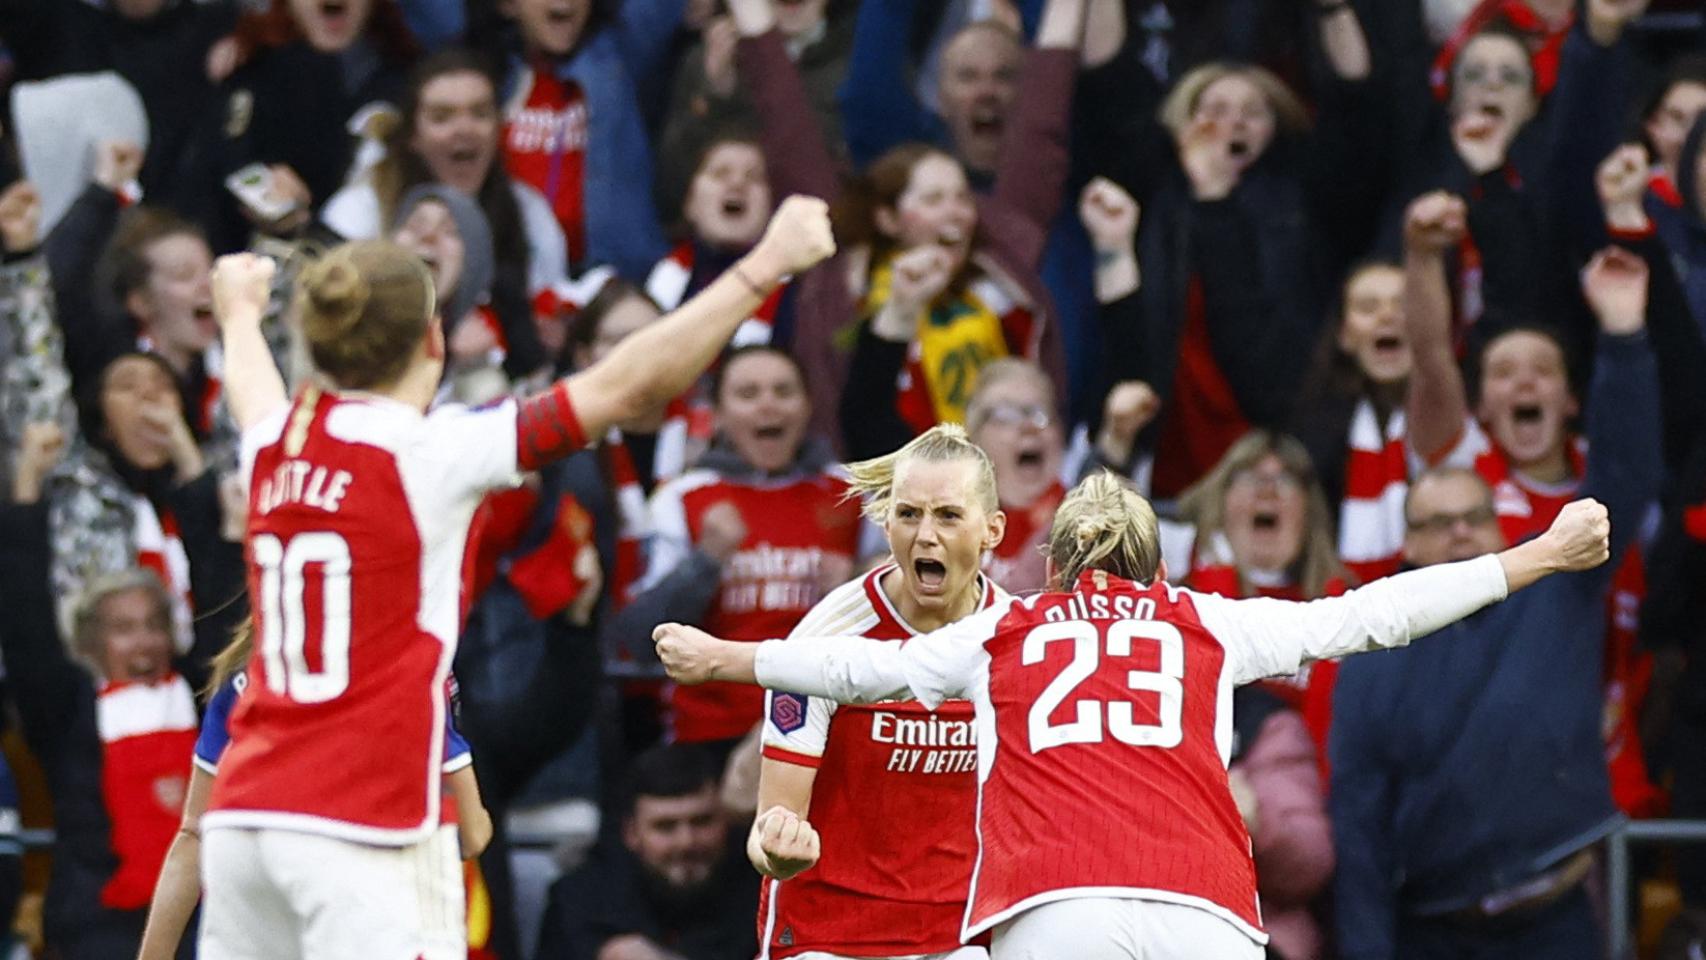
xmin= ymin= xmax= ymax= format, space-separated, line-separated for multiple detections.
xmin=645 ymin=242 xmax=783 ymax=348
xmin=1339 ymin=400 xmax=1408 ymax=584
xmin=132 ymin=495 xmax=195 ymax=654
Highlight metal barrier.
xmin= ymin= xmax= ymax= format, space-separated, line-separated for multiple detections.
xmin=1607 ymin=819 xmax=1706 ymax=959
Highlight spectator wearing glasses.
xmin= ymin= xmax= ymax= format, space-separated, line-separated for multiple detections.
xmin=1331 ymin=458 xmax=1656 ymax=957
xmin=965 ymin=358 xmax=1065 ymax=595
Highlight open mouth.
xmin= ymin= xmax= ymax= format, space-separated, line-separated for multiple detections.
xmin=1252 ymin=511 xmax=1279 ymax=531
xmin=1016 ymin=449 xmax=1043 ymax=468
xmin=1478 ymin=102 xmax=1506 ymax=121
xmin=753 ymin=424 xmax=785 ymax=441
xmin=1512 ymin=404 xmax=1543 ymax=425
xmin=1374 ymin=334 xmax=1404 ymax=352
xmin=937 ymin=225 xmax=966 ymax=249
xmin=913 ymin=557 xmax=947 ymax=590
xmin=970 ymin=106 xmax=1003 ymax=138
xmin=1228 ymin=139 xmax=1251 ymax=158
xmin=448 ymin=145 xmax=482 ymax=165
xmin=721 ymin=196 xmax=748 ymax=218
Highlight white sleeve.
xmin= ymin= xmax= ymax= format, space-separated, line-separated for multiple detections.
xmin=416 ymin=400 xmax=521 ymax=498
xmin=760 ymin=688 xmax=836 ymax=763
xmin=753 ymin=601 xmax=1012 ymax=710
xmin=238 ymin=407 xmax=289 ymax=497
xmin=1193 ymin=553 xmax=1510 ymax=685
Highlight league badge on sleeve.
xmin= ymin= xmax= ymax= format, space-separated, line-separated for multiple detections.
xmin=771 ymin=692 xmax=807 ymax=734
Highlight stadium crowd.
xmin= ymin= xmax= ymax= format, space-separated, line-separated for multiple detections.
xmin=0 ymin=0 xmax=1700 ymax=957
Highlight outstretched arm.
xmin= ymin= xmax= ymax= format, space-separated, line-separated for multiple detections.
xmin=655 ymin=601 xmax=1009 ymax=707
xmin=210 ymin=253 xmax=289 ymax=431
xmin=525 ymin=197 xmax=833 ymax=468
xmin=1207 ymin=498 xmax=1612 ymax=684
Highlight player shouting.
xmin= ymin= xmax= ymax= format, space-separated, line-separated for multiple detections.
xmin=198 ymin=196 xmax=834 ymax=959
xmin=655 ymin=471 xmax=1612 ymax=959
xmin=752 ymin=424 xmax=1005 ymax=959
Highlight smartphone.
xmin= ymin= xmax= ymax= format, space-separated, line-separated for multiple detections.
xmin=224 ymin=163 xmax=298 ymax=222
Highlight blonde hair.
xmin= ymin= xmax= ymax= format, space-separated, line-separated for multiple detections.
xmin=68 ymin=568 xmax=174 ymax=679
xmin=1176 ymin=430 xmax=1350 ymax=596
xmin=843 ymin=423 xmax=998 ymax=523
xmin=1048 ymin=471 xmax=1162 ymax=587
xmin=964 ymin=358 xmax=1056 ymax=435
xmin=205 ymin=620 xmax=254 ymax=700
xmin=1158 ymin=62 xmax=1312 ymax=140
xmin=296 ymin=240 xmax=436 ymax=390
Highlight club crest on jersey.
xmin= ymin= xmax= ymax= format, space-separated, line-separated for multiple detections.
xmin=771 ymin=693 xmax=807 ymax=734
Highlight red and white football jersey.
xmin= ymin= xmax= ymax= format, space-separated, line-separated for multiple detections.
xmin=208 ymin=390 xmax=527 ymax=844
xmin=757 ymin=565 xmax=1004 ymax=958
xmin=758 ymin=562 xmax=1510 ymax=943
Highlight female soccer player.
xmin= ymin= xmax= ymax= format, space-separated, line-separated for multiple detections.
xmin=748 ymin=423 xmax=1005 ymax=960
xmin=198 ymin=195 xmax=833 ymax=959
xmin=654 ymin=471 xmax=1612 ymax=959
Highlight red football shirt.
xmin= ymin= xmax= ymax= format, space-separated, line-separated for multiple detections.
xmin=645 ymin=467 xmax=863 ymax=743
xmin=208 ymin=390 xmax=525 ymax=844
xmin=502 ymin=67 xmax=589 ymax=265
xmin=757 ymin=566 xmax=1004 ymax=958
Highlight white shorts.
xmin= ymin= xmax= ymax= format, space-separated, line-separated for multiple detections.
xmin=991 ymin=897 xmax=1264 ymax=960
xmin=199 ymin=825 xmax=464 ymax=960
xmin=792 ymin=950 xmax=987 ymax=960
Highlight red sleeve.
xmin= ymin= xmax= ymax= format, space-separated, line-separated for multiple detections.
xmin=515 ymin=381 xmax=589 ymax=471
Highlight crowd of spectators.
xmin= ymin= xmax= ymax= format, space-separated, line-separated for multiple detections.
xmin=0 ymin=0 xmax=1701 ymax=957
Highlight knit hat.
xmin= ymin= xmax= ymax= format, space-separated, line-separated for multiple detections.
xmin=392 ymin=184 xmax=495 ymax=326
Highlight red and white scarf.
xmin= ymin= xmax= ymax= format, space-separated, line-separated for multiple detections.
xmin=131 ymin=495 xmax=194 ymax=654
xmin=1339 ymin=400 xmax=1409 ymax=584
xmin=97 ymin=673 xmax=198 ymax=909
xmin=645 ymin=243 xmax=783 ymax=349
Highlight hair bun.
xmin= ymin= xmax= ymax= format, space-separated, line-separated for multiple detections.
xmin=1074 ymin=516 xmax=1105 ymax=548
xmin=303 ymin=256 xmax=371 ymax=337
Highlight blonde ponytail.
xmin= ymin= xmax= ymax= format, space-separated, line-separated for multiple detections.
xmin=1048 ymin=471 xmax=1162 ymax=587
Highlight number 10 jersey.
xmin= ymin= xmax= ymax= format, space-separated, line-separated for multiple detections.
xmin=207 ymin=390 xmax=525 ymax=845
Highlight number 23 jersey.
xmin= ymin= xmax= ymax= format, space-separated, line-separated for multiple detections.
xmin=208 ymin=390 xmax=525 ymax=844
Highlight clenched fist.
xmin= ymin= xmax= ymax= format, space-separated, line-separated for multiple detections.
xmin=210 ymin=253 xmax=277 ymax=327
xmin=1078 ymin=177 xmax=1140 ymax=252
xmin=0 ymin=182 xmax=42 ymax=254
xmin=1403 ymin=192 xmax=1468 ymax=256
xmin=1540 ymin=499 xmax=1611 ymax=573
xmin=653 ymin=622 xmax=727 ymax=685
xmin=749 ymin=195 xmax=836 ymax=279
xmin=747 ymin=805 xmax=821 ymax=881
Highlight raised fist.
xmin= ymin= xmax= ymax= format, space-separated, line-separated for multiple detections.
xmin=753 ymin=195 xmax=836 ymax=277
xmin=1096 ymin=380 xmax=1159 ymax=466
xmin=93 ymin=140 xmax=144 ymax=193
xmin=700 ymin=500 xmax=749 ymax=561
xmin=1078 ymin=177 xmax=1140 ymax=252
xmin=1402 ymin=192 xmax=1468 ymax=256
xmin=11 ymin=421 xmax=65 ymax=504
xmin=1179 ymin=118 xmax=1241 ymax=201
xmin=0 ymin=181 xmax=41 ymax=254
xmin=1541 ymin=498 xmax=1611 ymax=573
xmin=210 ymin=253 xmax=277 ymax=327
xmin=1580 ymin=246 xmax=1648 ymax=335
xmin=652 ymin=622 xmax=725 ymax=685
xmin=748 ymin=805 xmax=821 ymax=881
xmin=1595 ymin=144 xmax=1649 ymax=227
